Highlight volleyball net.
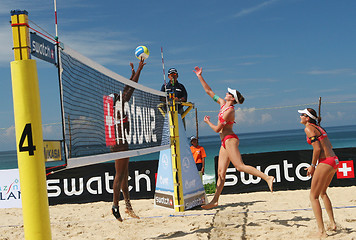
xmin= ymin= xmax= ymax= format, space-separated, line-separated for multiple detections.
xmin=59 ymin=45 xmax=169 ymax=169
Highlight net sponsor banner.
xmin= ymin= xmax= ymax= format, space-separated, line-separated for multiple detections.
xmin=0 ymin=169 xmax=21 ymax=208
xmin=103 ymin=95 xmax=115 ymax=146
xmin=215 ymin=148 xmax=356 ymax=194
xmin=46 ymin=160 xmax=158 ymax=205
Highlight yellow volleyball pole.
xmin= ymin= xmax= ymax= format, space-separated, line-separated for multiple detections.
xmin=168 ymin=94 xmax=185 ymax=212
xmin=10 ymin=10 xmax=52 ymax=240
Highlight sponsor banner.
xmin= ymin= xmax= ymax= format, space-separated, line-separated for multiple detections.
xmin=215 ymin=148 xmax=356 ymax=194
xmin=30 ymin=32 xmax=56 ymax=64
xmin=177 ymin=118 xmax=206 ymax=197
xmin=43 ymin=140 xmax=62 ymax=161
xmin=155 ymin=149 xmax=173 ymax=192
xmin=0 ymin=169 xmax=21 ymax=208
xmin=2 ymin=148 xmax=353 ymax=207
xmin=184 ymin=192 xmax=206 ymax=210
xmin=154 ymin=192 xmax=174 ymax=209
xmin=47 ymin=160 xmax=158 ymax=205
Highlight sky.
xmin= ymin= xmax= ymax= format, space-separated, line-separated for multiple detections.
xmin=1 ymin=0 xmax=356 ymax=150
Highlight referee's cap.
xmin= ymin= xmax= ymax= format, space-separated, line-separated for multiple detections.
xmin=168 ymin=68 xmax=178 ymax=75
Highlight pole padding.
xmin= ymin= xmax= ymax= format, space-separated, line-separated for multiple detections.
xmin=10 ymin=10 xmax=31 ymax=61
xmin=11 ymin=59 xmax=52 ymax=240
xmin=168 ymin=96 xmax=185 ymax=212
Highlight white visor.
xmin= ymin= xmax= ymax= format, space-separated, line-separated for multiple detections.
xmin=298 ymin=109 xmax=317 ymax=120
xmin=227 ymin=88 xmax=239 ymax=104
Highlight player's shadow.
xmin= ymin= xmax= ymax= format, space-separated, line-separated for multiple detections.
xmin=327 ymin=226 xmax=356 ymax=237
xmin=149 ymin=227 xmax=214 ymax=240
xmin=271 ymin=215 xmax=312 ymax=228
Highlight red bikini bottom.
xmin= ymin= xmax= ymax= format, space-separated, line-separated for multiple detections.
xmin=319 ymin=156 xmax=339 ymax=169
xmin=221 ymin=134 xmax=239 ymax=149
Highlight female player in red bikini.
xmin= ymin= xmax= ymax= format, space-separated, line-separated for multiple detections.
xmin=193 ymin=66 xmax=274 ymax=209
xmin=299 ymin=108 xmax=338 ymax=238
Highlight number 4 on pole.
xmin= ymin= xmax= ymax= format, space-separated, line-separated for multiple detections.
xmin=19 ymin=123 xmax=37 ymax=156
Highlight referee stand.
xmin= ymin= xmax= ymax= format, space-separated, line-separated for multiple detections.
xmin=155 ymin=94 xmax=206 ymax=212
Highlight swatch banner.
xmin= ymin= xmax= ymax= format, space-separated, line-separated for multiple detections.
xmin=46 ymin=160 xmax=158 ymax=205
xmin=30 ymin=32 xmax=56 ymax=64
xmin=215 ymin=148 xmax=356 ymax=194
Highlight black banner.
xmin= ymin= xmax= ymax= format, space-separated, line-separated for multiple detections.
xmin=30 ymin=32 xmax=56 ymax=64
xmin=45 ymin=148 xmax=355 ymax=205
xmin=215 ymin=148 xmax=356 ymax=194
xmin=47 ymin=160 xmax=158 ymax=205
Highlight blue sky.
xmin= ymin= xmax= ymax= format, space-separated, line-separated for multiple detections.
xmin=1 ymin=0 xmax=356 ymax=150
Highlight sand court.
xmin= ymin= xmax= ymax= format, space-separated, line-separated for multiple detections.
xmin=1 ymin=186 xmax=355 ymax=239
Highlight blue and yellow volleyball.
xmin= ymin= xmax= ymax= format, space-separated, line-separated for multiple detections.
xmin=135 ymin=46 xmax=149 ymax=60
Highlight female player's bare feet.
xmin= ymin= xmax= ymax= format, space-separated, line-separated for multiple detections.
xmin=307 ymin=230 xmax=328 ymax=239
xmin=267 ymin=176 xmax=274 ymax=192
xmin=201 ymin=201 xmax=218 ymax=210
xmin=125 ymin=201 xmax=140 ymax=219
xmin=327 ymin=222 xmax=337 ymax=231
xmin=125 ymin=208 xmax=140 ymax=219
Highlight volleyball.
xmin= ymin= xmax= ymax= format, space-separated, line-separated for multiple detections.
xmin=135 ymin=46 xmax=149 ymax=60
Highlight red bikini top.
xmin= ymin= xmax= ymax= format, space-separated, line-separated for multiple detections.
xmin=218 ymin=104 xmax=235 ymax=126
xmin=306 ymin=123 xmax=327 ymax=145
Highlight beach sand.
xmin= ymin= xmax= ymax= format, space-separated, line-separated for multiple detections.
xmin=1 ymin=186 xmax=355 ymax=240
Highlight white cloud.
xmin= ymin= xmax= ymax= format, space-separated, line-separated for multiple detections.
xmin=305 ymin=68 xmax=354 ymax=75
xmin=0 ymin=25 xmax=14 ymax=66
xmin=224 ymin=78 xmax=277 ymax=84
xmin=261 ymin=113 xmax=272 ymax=123
xmin=4 ymin=125 xmax=15 ymax=137
xmin=58 ymin=29 xmax=146 ymax=67
xmin=42 ymin=125 xmax=54 ymax=134
xmin=238 ymin=55 xmax=276 ymax=59
xmin=237 ymin=62 xmax=258 ymax=66
xmin=233 ymin=0 xmax=280 ymax=18
xmin=324 ymin=111 xmax=345 ymax=121
xmin=235 ymin=107 xmax=272 ymax=125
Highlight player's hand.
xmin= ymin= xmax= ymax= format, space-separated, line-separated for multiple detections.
xmin=204 ymin=115 xmax=210 ymax=123
xmin=305 ymin=165 xmax=315 ymax=177
xmin=138 ymin=58 xmax=146 ymax=68
xmin=130 ymin=62 xmax=135 ymax=73
xmin=193 ymin=66 xmax=202 ymax=76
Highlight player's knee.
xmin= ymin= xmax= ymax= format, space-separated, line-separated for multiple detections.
xmin=234 ymin=163 xmax=245 ymax=172
xmin=115 ymin=173 xmax=125 ymax=182
xmin=217 ymin=171 xmax=226 ymax=182
xmin=309 ymin=192 xmax=320 ymax=200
